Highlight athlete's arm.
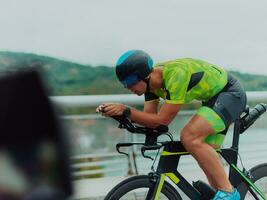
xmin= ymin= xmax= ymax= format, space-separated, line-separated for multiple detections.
xmin=143 ymin=92 xmax=159 ymax=114
xmin=97 ymin=102 xmax=181 ymax=128
xmin=144 ymin=100 xmax=159 ymax=114
xmin=129 ymin=103 xmax=181 ymax=128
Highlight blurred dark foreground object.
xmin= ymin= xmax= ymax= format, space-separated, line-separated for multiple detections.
xmin=0 ymin=69 xmax=72 ymax=200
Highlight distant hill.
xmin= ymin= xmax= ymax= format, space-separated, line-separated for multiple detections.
xmin=0 ymin=51 xmax=128 ymax=95
xmin=227 ymin=70 xmax=267 ymax=91
xmin=0 ymin=51 xmax=266 ymax=96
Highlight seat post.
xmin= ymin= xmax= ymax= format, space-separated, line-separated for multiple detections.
xmin=231 ymin=119 xmax=241 ymax=151
xmin=227 ymin=118 xmax=245 ymax=186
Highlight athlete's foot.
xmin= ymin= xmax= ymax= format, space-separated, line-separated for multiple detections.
xmin=212 ymin=188 xmax=240 ymax=200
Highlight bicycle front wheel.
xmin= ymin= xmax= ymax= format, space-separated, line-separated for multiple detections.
xmin=104 ymin=175 xmax=182 ymax=200
xmin=237 ymin=163 xmax=267 ymax=200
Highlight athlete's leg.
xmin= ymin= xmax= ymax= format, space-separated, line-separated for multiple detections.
xmin=185 ymin=74 xmax=246 ymax=192
xmin=180 ymin=114 xmax=232 ymax=192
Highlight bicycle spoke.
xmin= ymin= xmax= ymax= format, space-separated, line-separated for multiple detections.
xmin=245 ymin=177 xmax=267 ymax=200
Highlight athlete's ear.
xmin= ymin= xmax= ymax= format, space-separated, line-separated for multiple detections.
xmin=144 ymin=74 xmax=151 ymax=80
xmin=144 ymin=68 xmax=154 ymax=80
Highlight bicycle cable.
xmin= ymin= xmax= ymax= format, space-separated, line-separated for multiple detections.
xmin=237 ymin=151 xmax=247 ymax=173
xmin=151 ymin=148 xmax=161 ymax=172
xmin=149 ymin=131 xmax=173 ymax=171
xmin=166 ymin=131 xmax=174 ymax=141
xmin=160 ymin=131 xmax=174 ymax=141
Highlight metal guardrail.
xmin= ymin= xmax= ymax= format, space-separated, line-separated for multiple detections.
xmin=50 ymin=91 xmax=267 ymax=108
xmin=70 ymin=152 xmax=128 ymax=178
xmin=53 ymin=92 xmax=267 ymax=179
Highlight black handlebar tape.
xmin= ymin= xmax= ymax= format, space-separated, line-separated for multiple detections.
xmin=141 ymin=145 xmax=162 ymax=151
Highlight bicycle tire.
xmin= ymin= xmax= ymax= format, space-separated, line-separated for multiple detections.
xmin=237 ymin=163 xmax=267 ymax=200
xmin=104 ymin=175 xmax=182 ymax=200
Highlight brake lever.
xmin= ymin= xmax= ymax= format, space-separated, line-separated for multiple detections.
xmin=141 ymin=145 xmax=162 ymax=161
xmin=116 ymin=142 xmax=145 ymax=156
xmin=116 ymin=143 xmax=134 ymax=156
xmin=141 ymin=150 xmax=153 ymax=161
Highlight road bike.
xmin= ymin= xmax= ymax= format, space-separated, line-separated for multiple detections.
xmin=104 ymin=103 xmax=267 ymax=200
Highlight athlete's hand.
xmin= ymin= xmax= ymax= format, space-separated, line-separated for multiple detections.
xmin=96 ymin=103 xmax=126 ymax=117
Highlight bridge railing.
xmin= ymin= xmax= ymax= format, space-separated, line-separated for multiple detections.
xmin=50 ymin=91 xmax=267 ymax=108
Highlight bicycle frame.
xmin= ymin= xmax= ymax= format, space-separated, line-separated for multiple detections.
xmin=148 ymin=119 xmax=267 ymax=200
xmin=111 ymin=103 xmax=267 ymax=200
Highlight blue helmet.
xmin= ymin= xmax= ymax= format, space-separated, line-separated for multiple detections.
xmin=115 ymin=50 xmax=153 ymax=87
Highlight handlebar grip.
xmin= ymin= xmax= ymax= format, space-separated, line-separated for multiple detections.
xmin=111 ymin=115 xmax=127 ymax=123
xmin=116 ymin=143 xmax=133 ymax=148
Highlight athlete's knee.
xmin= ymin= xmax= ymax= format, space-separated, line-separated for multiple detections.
xmin=180 ymin=126 xmax=202 ymax=148
xmin=180 ymin=126 xmax=192 ymax=143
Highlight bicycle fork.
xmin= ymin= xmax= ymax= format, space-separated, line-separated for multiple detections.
xmin=145 ymin=173 xmax=165 ymax=200
xmin=147 ymin=171 xmax=203 ymax=200
xmin=147 ymin=172 xmax=181 ymax=200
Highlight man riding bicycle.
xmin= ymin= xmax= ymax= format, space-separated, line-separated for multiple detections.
xmin=96 ymin=50 xmax=247 ymax=200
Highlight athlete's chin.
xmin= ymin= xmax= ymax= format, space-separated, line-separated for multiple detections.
xmin=136 ymin=91 xmax=144 ymax=96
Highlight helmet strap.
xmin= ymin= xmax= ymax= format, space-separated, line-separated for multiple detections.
xmin=143 ymin=76 xmax=151 ymax=92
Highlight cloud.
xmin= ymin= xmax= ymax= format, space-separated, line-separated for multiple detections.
xmin=0 ymin=0 xmax=267 ymax=74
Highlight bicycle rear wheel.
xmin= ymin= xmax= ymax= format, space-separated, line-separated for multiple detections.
xmin=104 ymin=175 xmax=182 ymax=200
xmin=237 ymin=163 xmax=267 ymax=200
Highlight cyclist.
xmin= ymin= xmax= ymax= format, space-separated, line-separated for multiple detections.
xmin=96 ymin=50 xmax=247 ymax=200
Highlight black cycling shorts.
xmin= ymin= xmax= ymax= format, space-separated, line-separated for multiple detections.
xmin=203 ymin=73 xmax=247 ymax=133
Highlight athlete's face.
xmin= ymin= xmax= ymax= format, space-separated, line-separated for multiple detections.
xmin=127 ymin=80 xmax=147 ymax=96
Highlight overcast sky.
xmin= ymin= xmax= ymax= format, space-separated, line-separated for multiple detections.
xmin=0 ymin=0 xmax=267 ymax=75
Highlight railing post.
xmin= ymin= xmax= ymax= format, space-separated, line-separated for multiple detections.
xmin=125 ymin=130 xmax=138 ymax=175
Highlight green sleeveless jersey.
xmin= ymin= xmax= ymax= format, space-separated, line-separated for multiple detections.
xmin=145 ymin=58 xmax=228 ymax=104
